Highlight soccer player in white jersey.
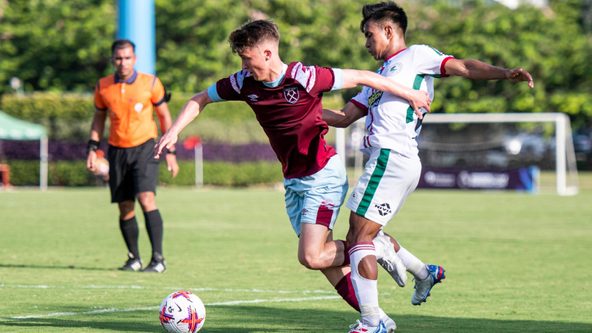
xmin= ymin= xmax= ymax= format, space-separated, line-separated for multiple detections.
xmin=323 ymin=2 xmax=534 ymax=332
xmin=155 ymin=20 xmax=431 ymax=331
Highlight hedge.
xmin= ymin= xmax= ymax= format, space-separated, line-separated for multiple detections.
xmin=0 ymin=92 xmax=267 ymax=142
xmin=5 ymin=160 xmax=283 ymax=187
xmin=0 ymin=91 xmax=344 ymax=143
xmin=0 ymin=140 xmax=276 ymax=162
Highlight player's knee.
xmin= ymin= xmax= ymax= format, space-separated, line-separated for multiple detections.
xmin=298 ymin=252 xmax=324 ymax=270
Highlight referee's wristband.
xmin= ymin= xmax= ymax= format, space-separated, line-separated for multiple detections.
xmin=87 ymin=139 xmax=100 ymax=154
xmin=166 ymin=150 xmax=177 ymax=155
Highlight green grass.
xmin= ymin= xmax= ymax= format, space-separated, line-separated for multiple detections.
xmin=1 ymin=173 xmax=592 ymax=332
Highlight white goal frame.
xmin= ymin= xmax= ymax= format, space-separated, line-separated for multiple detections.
xmin=421 ymin=112 xmax=579 ymax=196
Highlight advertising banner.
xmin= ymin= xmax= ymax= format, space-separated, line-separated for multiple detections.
xmin=418 ymin=166 xmax=539 ymax=192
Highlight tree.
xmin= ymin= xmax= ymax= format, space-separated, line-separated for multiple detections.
xmin=0 ymin=0 xmax=590 ymax=127
xmin=0 ymin=0 xmax=115 ymax=94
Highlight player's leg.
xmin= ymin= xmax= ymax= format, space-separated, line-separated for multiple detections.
xmin=373 ymin=230 xmax=407 ymax=287
xmin=298 ymin=224 xmax=359 ymax=310
xmin=298 ymin=223 xmax=346 ymax=270
xmin=378 ymin=187 xmax=446 ymax=305
xmin=285 ymin=155 xmax=365 ymax=311
xmin=346 ymin=211 xmax=384 ymax=331
xmin=134 ymin=139 xmax=166 ymax=273
xmin=286 ymin=155 xmax=348 ymax=270
xmin=108 ymin=145 xmax=142 ymax=271
xmin=356 ymin=149 xmax=445 ymax=305
xmin=381 ymin=231 xmax=429 ymax=282
xmin=345 ymin=148 xmax=418 ymax=331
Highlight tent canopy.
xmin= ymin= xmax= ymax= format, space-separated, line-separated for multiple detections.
xmin=0 ymin=110 xmax=46 ymax=140
xmin=0 ymin=110 xmax=48 ymax=190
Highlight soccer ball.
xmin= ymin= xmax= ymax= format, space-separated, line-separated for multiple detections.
xmin=159 ymin=290 xmax=206 ymax=333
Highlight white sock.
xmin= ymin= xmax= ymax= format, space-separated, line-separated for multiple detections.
xmin=397 ymin=246 xmax=428 ymax=280
xmin=349 ymin=242 xmax=380 ymax=327
xmin=378 ymin=308 xmax=389 ymax=321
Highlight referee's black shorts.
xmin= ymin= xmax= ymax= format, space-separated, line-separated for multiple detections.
xmin=107 ymin=139 xmax=159 ymax=203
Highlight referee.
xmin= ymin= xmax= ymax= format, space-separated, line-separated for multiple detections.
xmin=86 ymin=39 xmax=178 ymax=273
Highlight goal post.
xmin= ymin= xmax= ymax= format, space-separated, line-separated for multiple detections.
xmin=421 ymin=113 xmax=579 ymax=196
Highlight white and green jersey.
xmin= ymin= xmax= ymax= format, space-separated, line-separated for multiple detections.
xmin=351 ymin=44 xmax=453 ymax=157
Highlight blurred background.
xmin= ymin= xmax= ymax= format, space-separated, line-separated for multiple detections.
xmin=0 ymin=0 xmax=591 ymax=188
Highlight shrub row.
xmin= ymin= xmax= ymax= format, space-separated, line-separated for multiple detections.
xmin=5 ymin=160 xmax=283 ymax=187
xmin=0 ymin=92 xmax=344 ymax=143
xmin=0 ymin=92 xmax=264 ymax=141
xmin=0 ymin=140 xmax=276 ymax=162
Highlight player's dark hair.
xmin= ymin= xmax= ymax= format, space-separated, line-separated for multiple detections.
xmin=111 ymin=39 xmax=136 ymax=55
xmin=228 ymin=19 xmax=280 ymax=54
xmin=360 ymin=1 xmax=407 ymax=35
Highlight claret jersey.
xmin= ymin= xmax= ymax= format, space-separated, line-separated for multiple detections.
xmin=208 ymin=62 xmax=342 ymax=178
xmin=351 ymin=45 xmax=453 ymax=157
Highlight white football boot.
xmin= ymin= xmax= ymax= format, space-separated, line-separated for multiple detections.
xmin=373 ymin=231 xmax=407 ymax=287
xmin=348 ymin=320 xmax=387 ymax=333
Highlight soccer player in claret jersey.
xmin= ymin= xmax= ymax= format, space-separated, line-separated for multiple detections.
xmin=155 ymin=19 xmax=431 ymax=331
xmin=323 ymin=2 xmax=534 ymax=332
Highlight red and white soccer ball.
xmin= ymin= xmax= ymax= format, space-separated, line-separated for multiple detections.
xmin=159 ymin=290 xmax=206 ymax=333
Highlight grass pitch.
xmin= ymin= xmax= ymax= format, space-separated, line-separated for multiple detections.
xmin=1 ymin=174 xmax=591 ymax=332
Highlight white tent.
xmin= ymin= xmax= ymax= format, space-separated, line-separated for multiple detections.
xmin=0 ymin=110 xmax=48 ymax=190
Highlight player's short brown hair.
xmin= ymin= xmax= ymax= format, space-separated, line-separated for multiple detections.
xmin=228 ymin=20 xmax=280 ymax=54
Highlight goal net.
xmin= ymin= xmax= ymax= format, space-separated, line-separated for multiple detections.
xmin=337 ymin=113 xmax=579 ymax=196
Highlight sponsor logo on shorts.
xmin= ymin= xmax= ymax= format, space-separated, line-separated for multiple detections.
xmin=375 ymin=202 xmax=391 ymax=216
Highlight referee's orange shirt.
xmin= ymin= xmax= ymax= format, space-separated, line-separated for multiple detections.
xmin=94 ymin=71 xmax=167 ymax=148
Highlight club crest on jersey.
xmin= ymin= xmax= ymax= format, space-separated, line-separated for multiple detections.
xmin=283 ymin=87 xmax=300 ymax=104
xmin=389 ymin=62 xmax=403 ymax=74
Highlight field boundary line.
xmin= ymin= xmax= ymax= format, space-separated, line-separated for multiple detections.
xmin=0 ymin=283 xmax=334 ymax=294
xmin=4 ymin=295 xmax=341 ymax=320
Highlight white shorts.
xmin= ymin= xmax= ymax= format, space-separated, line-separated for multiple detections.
xmin=284 ymin=155 xmax=348 ymax=236
xmin=347 ymin=148 xmax=421 ymax=225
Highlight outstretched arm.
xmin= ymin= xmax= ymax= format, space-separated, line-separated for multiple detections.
xmin=323 ymin=102 xmax=366 ymax=128
xmin=444 ymin=58 xmax=534 ymax=88
xmin=154 ymin=90 xmax=212 ymax=159
xmin=340 ymin=69 xmax=431 ymax=118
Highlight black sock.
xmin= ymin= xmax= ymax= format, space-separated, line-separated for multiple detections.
xmin=119 ymin=216 xmax=140 ymax=259
xmin=144 ymin=209 xmax=163 ymax=259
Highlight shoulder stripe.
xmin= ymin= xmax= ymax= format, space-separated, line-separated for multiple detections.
xmin=291 ymin=62 xmax=316 ymax=93
xmin=230 ymin=70 xmax=248 ymax=94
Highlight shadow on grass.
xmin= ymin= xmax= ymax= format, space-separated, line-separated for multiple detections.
xmin=1 ymin=305 xmax=591 ymax=333
xmin=0 ymin=263 xmax=115 ymax=271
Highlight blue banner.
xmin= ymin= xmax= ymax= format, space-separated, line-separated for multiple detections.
xmin=418 ymin=166 xmax=539 ymax=192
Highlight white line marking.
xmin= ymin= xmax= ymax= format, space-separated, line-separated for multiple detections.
xmin=0 ymin=284 xmax=333 ymax=294
xmin=5 ymin=296 xmax=341 ymax=320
